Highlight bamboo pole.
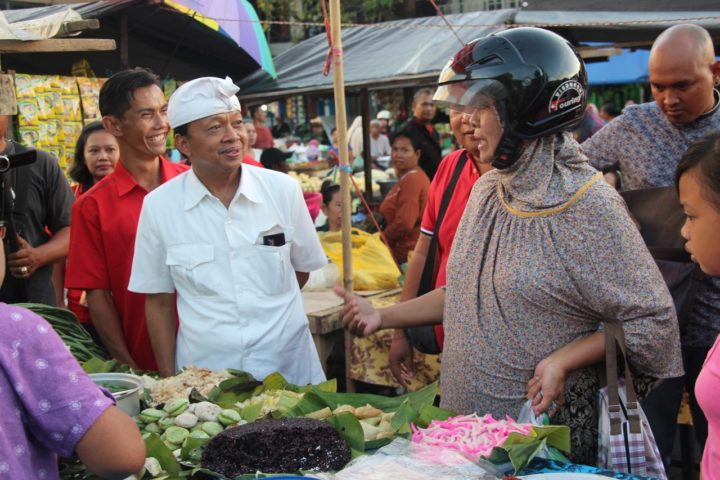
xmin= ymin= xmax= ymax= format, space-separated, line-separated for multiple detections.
xmin=328 ymin=0 xmax=356 ymax=392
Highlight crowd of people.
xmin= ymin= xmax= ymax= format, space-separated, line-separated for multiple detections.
xmin=0 ymin=19 xmax=718 ymax=480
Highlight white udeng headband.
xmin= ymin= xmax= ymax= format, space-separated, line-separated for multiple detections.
xmin=168 ymin=76 xmax=241 ymax=129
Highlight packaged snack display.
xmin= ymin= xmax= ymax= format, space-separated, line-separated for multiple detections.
xmin=15 ymin=74 xmax=102 ymax=170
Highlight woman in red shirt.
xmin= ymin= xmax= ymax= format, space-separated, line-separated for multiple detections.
xmin=69 ymin=121 xmax=119 ymax=196
xmin=65 ymin=121 xmax=119 ymax=334
xmin=379 ymin=130 xmax=430 ymax=265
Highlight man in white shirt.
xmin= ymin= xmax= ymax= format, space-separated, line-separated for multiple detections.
xmin=128 ymin=77 xmax=327 ymax=384
xmin=369 ymin=119 xmax=391 ymax=164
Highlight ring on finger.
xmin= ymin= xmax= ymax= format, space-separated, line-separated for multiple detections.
xmin=20 ymin=266 xmax=28 ymax=274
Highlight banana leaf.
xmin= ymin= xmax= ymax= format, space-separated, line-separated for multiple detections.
xmin=262 ymin=372 xmax=289 ymax=391
xmin=389 ymin=399 xmax=416 ymax=434
xmin=487 ymin=424 xmax=571 ymax=474
xmin=82 ymin=358 xmax=122 ymax=373
xmin=209 ymin=377 xmax=263 ymax=407
xmin=292 ymin=378 xmax=337 ymax=394
xmin=285 ymin=381 xmax=438 ymax=418
xmin=414 ymin=404 xmax=456 ymax=428
xmin=326 ymin=412 xmax=365 ymax=458
xmin=240 ymin=401 xmax=265 ymax=423
xmin=144 ymin=433 xmax=182 ymax=476
xmin=208 ymin=373 xmax=337 ymax=409
xmin=180 ymin=436 xmax=210 ymax=463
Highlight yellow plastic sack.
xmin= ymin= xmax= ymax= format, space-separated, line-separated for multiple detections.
xmin=319 ymin=228 xmax=401 ymax=291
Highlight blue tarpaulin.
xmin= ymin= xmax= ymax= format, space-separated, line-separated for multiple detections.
xmin=586 ymin=49 xmax=650 ymax=86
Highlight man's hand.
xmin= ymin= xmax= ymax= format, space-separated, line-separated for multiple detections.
xmin=389 ymin=330 xmax=414 ymax=388
xmin=527 ymin=356 xmax=567 ymax=416
xmin=8 ymin=234 xmax=42 ymax=279
xmin=333 ymin=286 xmax=382 ymax=336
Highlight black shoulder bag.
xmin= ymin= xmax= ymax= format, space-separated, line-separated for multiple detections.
xmin=405 ymin=151 xmax=468 ymax=354
xmin=619 ymin=186 xmax=703 ymax=333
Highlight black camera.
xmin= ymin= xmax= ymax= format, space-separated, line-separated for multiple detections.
xmin=0 ymin=148 xmax=36 ymax=173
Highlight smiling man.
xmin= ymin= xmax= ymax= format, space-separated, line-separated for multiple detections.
xmin=66 ymin=68 xmax=188 ymax=371
xmin=128 ymin=77 xmax=327 ymax=384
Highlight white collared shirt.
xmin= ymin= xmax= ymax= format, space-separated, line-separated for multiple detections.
xmin=129 ymin=165 xmax=327 ymax=384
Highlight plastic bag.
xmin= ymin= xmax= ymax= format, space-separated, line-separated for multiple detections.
xmin=501 ymin=400 xmax=571 ymax=468
xmin=517 ymin=398 xmax=549 ymax=426
xmin=302 ymin=262 xmax=340 ymax=291
xmin=314 ymin=438 xmax=501 ymax=480
xmin=318 ymin=228 xmax=400 ymax=291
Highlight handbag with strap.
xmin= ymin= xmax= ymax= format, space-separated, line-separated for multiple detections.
xmin=597 ymin=321 xmax=666 ymax=479
xmin=405 ymin=151 xmax=468 ymax=355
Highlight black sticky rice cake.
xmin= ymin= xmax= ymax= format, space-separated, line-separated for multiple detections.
xmin=201 ymin=417 xmax=351 ymax=476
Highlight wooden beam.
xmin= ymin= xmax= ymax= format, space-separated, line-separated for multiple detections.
xmin=60 ymin=19 xmax=100 ymax=36
xmin=577 ymin=47 xmax=623 ymax=59
xmin=5 ymin=0 xmax=90 ymax=4
xmin=0 ymin=38 xmax=116 ymax=53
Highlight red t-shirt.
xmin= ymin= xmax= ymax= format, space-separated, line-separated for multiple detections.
xmin=254 ymin=124 xmax=274 ymax=149
xmin=242 ymin=154 xmax=264 ymax=168
xmin=420 ymin=149 xmax=483 ymax=348
xmin=65 ymin=158 xmax=188 ymax=370
xmin=67 ymin=183 xmax=91 ymax=324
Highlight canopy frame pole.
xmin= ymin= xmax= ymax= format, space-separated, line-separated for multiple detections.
xmin=361 ymin=88 xmax=373 ymax=199
xmin=329 ymin=0 xmax=356 ymax=393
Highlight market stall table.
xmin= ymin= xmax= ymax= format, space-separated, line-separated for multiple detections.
xmin=349 ymin=291 xmax=440 ymax=390
xmin=302 ymin=288 xmax=399 ymax=371
xmin=302 ymin=288 xmax=440 ymax=391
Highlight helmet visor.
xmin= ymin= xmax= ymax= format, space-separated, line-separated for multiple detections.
xmin=433 ymin=79 xmax=508 ymax=115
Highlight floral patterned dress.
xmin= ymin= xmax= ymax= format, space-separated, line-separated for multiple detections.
xmin=440 ymin=132 xmax=683 ymax=464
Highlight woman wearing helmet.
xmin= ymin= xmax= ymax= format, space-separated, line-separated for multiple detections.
xmin=336 ymin=28 xmax=682 ymax=464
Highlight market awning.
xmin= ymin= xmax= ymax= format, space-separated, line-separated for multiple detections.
xmin=238 ymin=9 xmax=720 ymax=102
xmin=0 ymin=6 xmax=81 ymax=41
xmin=585 ymin=48 xmax=650 ymax=85
xmin=237 ymin=10 xmax=510 ymax=102
xmin=511 ymin=10 xmax=720 ymax=45
xmin=1 ymin=0 xmax=270 ymax=81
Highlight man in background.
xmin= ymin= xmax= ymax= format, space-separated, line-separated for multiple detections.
xmin=0 ymin=114 xmax=73 ymax=305
xmin=251 ymin=106 xmax=274 ymax=149
xmin=399 ymin=88 xmax=441 ymax=179
xmin=599 ymin=102 xmax=619 ymax=122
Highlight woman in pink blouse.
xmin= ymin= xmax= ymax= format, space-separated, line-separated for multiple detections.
xmin=677 ymin=131 xmax=720 ymax=479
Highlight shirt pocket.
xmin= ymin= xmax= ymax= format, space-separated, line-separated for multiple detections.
xmin=166 ymin=243 xmax=218 ymax=297
xmin=248 ymin=242 xmax=293 ymax=297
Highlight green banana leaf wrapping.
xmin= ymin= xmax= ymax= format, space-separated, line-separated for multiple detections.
xmin=487 ymin=424 xmax=571 ymax=473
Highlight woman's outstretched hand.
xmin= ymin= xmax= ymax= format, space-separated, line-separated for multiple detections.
xmin=333 ymin=286 xmax=382 ymax=337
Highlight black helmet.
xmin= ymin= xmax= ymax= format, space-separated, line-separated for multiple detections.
xmin=433 ymin=27 xmax=587 ymax=169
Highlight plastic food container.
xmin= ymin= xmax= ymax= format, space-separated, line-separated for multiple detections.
xmin=89 ymin=373 xmax=144 ymax=417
